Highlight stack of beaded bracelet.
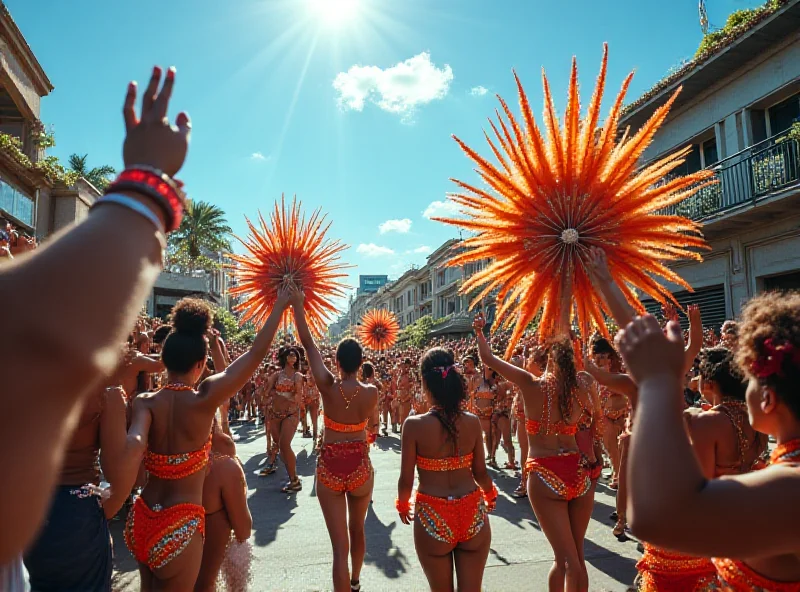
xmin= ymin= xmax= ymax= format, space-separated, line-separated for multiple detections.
xmin=101 ymin=165 xmax=187 ymax=232
xmin=482 ymin=483 xmax=499 ymax=512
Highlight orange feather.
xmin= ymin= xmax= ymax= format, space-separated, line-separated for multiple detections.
xmin=357 ymin=309 xmax=401 ymax=351
xmin=227 ymin=195 xmax=350 ymax=338
xmin=435 ymin=45 xmax=715 ymax=357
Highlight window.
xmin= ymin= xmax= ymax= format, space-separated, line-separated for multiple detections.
xmin=671 ymin=145 xmax=702 ymax=176
xmin=702 ymin=138 xmax=718 ymax=167
xmin=768 ymin=95 xmax=800 ymax=136
xmin=642 ymin=284 xmax=727 ymax=331
xmin=0 ymin=178 xmax=34 ymax=227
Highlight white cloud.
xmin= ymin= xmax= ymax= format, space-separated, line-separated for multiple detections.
xmin=412 ymin=246 xmax=432 ymax=254
xmin=470 ymin=85 xmax=489 ymax=97
xmin=333 ymin=52 xmax=453 ymax=119
xmin=250 ymin=152 xmax=269 ymax=161
xmin=379 ymin=218 xmax=412 ymax=234
xmin=357 ymin=243 xmax=395 ymax=257
xmin=423 ymin=199 xmax=461 ymax=219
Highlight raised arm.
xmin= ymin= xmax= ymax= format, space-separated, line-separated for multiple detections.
xmin=473 ymin=314 xmax=534 ymax=388
xmin=587 ymin=247 xmax=635 ymax=328
xmin=98 ymin=386 xmax=130 ymax=518
xmin=684 ymin=304 xmax=703 ymax=374
xmin=289 ymin=287 xmax=335 ymax=389
xmin=617 ymin=316 xmax=800 ymax=557
xmin=0 ymin=66 xmax=189 ymax=564
xmin=197 ymin=290 xmax=289 ymax=411
xmin=583 ymin=357 xmax=638 ymax=400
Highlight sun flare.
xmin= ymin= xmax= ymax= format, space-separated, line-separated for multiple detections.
xmin=306 ymin=0 xmax=360 ymax=27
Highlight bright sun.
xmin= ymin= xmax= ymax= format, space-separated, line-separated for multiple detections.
xmin=306 ymin=0 xmax=360 ymax=27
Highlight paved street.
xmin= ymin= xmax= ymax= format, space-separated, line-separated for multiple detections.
xmin=112 ymin=421 xmax=642 ymax=591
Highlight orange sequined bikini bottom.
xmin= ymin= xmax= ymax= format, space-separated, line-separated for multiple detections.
xmin=636 ymin=543 xmax=718 ymax=592
xmin=316 ymin=440 xmax=372 ymax=493
xmin=712 ymin=557 xmax=800 ymax=591
xmin=525 ymin=452 xmax=591 ymax=501
xmin=414 ymin=488 xmax=486 ymax=545
xmin=124 ymin=497 xmax=205 ymax=571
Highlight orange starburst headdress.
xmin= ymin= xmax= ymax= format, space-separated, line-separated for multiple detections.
xmin=436 ymin=45 xmax=716 ymax=357
xmin=228 ymin=196 xmax=349 ymax=338
xmin=357 ymin=309 xmax=400 ymax=351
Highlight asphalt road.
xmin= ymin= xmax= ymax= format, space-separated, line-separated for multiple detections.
xmin=112 ymin=420 xmax=642 ymax=591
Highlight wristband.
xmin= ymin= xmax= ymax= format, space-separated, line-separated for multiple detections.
xmin=105 ymin=167 xmax=186 ymax=232
xmin=482 ymin=483 xmax=498 ymax=512
xmin=395 ymin=497 xmax=411 ymax=515
xmin=92 ymin=193 xmax=167 ymax=236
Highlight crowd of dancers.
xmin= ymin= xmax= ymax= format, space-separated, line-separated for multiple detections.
xmin=1 ymin=66 xmax=799 ymax=592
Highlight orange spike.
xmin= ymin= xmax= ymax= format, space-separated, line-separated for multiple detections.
xmin=227 ymin=196 xmax=351 ymax=338
xmin=439 ymin=46 xmax=711 ymax=355
xmin=357 ymin=309 xmax=401 ymax=351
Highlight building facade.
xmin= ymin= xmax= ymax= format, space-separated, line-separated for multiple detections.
xmin=0 ymin=2 xmax=103 ymax=240
xmin=621 ymin=0 xmax=800 ymax=327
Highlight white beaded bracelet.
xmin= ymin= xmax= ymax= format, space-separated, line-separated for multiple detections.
xmin=91 ymin=193 xmax=167 ymax=235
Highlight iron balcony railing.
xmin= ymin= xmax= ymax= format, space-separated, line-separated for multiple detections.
xmin=657 ymin=136 xmax=800 ymax=221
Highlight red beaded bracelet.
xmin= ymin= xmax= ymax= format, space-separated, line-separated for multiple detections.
xmin=105 ymin=167 xmax=186 ymax=232
xmin=395 ymin=497 xmax=411 ymax=514
xmin=483 ymin=483 xmax=498 ymax=512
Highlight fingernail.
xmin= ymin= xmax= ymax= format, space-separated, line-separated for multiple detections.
xmin=167 ymin=67 xmax=176 ymax=78
xmin=153 ymin=65 xmax=162 ymax=76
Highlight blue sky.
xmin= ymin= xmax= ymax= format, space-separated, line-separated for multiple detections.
xmin=12 ymin=0 xmax=761 ymax=304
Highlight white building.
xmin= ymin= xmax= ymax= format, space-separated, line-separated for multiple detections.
xmin=621 ymin=0 xmax=800 ymax=327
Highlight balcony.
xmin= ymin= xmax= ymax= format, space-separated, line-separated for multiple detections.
xmin=658 ymin=135 xmax=800 ymax=223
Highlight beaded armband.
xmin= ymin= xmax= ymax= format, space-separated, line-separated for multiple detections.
xmin=105 ymin=166 xmax=186 ymax=232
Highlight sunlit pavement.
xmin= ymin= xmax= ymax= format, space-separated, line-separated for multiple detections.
xmin=112 ymin=420 xmax=641 ymax=591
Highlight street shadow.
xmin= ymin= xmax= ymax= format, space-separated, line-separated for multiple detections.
xmin=243 ymin=453 xmax=302 ymax=548
xmin=584 ymin=537 xmax=639 ymax=587
xmin=374 ymin=436 xmax=401 ymax=454
xmin=231 ymin=421 xmax=264 ymax=444
xmin=363 ymin=503 xmax=411 ymax=579
xmin=109 ymin=509 xmax=137 ymax=575
xmin=490 ymin=471 xmax=540 ymax=530
xmin=295 ymin=448 xmax=317 ymax=478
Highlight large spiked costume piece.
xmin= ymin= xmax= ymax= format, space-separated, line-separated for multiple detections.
xmin=358 ymin=309 xmax=400 ymax=351
xmin=228 ymin=196 xmax=349 ymax=338
xmin=436 ymin=45 xmax=715 ymax=357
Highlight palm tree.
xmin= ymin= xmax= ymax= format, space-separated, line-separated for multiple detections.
xmin=68 ymin=154 xmax=115 ymax=190
xmin=167 ymin=200 xmax=233 ymax=271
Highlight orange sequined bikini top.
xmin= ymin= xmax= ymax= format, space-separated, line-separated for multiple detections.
xmin=525 ymin=373 xmax=578 ymax=437
xmin=323 ymin=416 xmax=368 ymax=433
xmin=144 ymin=432 xmax=212 ymax=480
xmin=416 ymin=452 xmax=473 ymax=471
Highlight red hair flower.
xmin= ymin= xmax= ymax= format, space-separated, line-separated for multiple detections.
xmin=750 ymin=339 xmax=800 ymax=379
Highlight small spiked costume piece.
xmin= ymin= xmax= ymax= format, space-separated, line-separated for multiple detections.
xmin=358 ymin=309 xmax=400 ymax=351
xmin=228 ymin=196 xmax=349 ymax=338
xmin=436 ymin=45 xmax=715 ymax=356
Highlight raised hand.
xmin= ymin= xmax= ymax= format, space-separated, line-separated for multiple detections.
xmin=473 ymin=313 xmax=486 ymax=332
xmin=615 ymin=316 xmax=684 ymax=384
xmin=586 ymin=247 xmax=612 ymax=284
xmin=122 ymin=66 xmax=191 ymax=177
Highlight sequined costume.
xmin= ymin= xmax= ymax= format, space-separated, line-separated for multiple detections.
xmin=414 ymin=489 xmax=486 ymax=545
xmin=711 ymin=558 xmax=800 ymax=591
xmin=575 ymin=398 xmax=602 ymax=481
xmin=414 ymin=450 xmax=487 ymax=545
xmin=636 ymin=544 xmax=717 ymax=592
xmin=525 ymin=374 xmax=590 ymax=500
xmin=637 ymin=400 xmax=768 ymax=591
xmin=269 ymin=372 xmax=299 ymax=423
xmin=473 ymin=383 xmax=495 ymax=420
xmin=708 ymin=440 xmax=800 ymax=591
xmin=316 ymin=417 xmax=372 ymax=492
xmin=124 ymin=431 xmax=211 ymax=570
